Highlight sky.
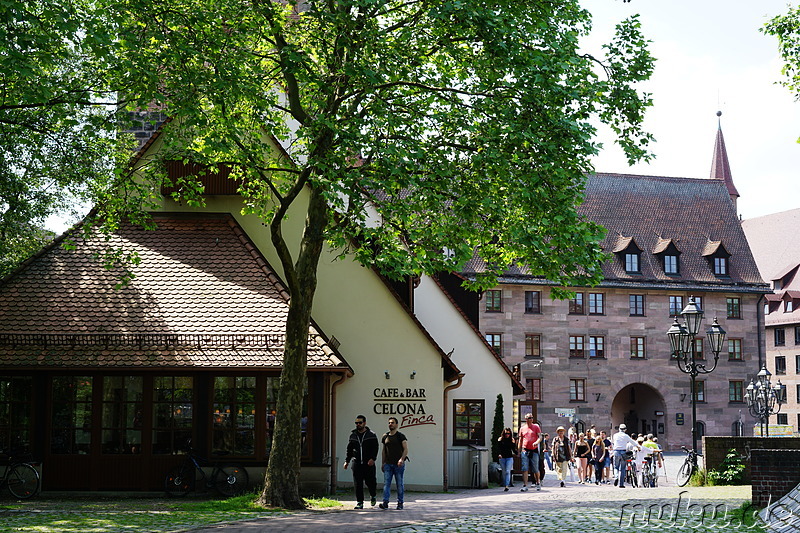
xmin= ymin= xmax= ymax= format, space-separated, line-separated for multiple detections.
xmin=582 ymin=0 xmax=800 ymax=221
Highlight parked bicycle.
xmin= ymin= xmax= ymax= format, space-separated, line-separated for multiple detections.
xmin=676 ymin=445 xmax=701 ymax=487
xmin=1 ymin=449 xmax=41 ymax=499
xmin=164 ymin=441 xmax=249 ymax=497
xmin=640 ymin=454 xmax=658 ymax=488
xmin=623 ymin=451 xmax=638 ymax=488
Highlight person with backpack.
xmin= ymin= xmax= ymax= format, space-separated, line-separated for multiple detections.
xmin=551 ymin=426 xmax=573 ymax=487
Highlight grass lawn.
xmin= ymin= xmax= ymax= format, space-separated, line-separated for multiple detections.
xmin=0 ymin=493 xmax=342 ymax=533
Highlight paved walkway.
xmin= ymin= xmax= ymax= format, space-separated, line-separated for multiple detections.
xmin=190 ymin=454 xmax=755 ymax=533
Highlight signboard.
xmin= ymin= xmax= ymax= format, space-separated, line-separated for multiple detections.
xmin=555 ymin=408 xmax=576 ymax=418
xmin=372 ymin=387 xmax=436 ymax=428
xmin=754 ymin=424 xmax=794 ymax=436
xmin=676 ymin=413 xmax=684 ymax=425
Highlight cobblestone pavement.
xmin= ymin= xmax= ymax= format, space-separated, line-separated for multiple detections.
xmin=191 ymin=481 xmax=755 ymax=532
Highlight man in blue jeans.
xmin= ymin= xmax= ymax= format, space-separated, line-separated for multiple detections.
xmin=378 ymin=417 xmax=409 ymax=510
xmin=611 ymin=424 xmax=640 ymax=488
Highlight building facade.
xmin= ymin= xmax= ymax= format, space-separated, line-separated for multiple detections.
xmin=467 ymin=126 xmax=769 ymax=450
xmin=742 ymin=208 xmax=800 ymax=434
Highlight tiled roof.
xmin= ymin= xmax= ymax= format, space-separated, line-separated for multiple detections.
xmin=742 ymin=208 xmax=800 ymax=285
xmin=463 ymin=173 xmax=767 ymax=291
xmin=0 ymin=213 xmax=347 ymax=370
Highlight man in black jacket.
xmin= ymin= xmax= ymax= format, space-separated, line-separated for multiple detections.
xmin=343 ymin=414 xmax=379 ymax=509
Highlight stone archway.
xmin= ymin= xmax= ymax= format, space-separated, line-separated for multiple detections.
xmin=611 ymin=383 xmax=667 ymax=438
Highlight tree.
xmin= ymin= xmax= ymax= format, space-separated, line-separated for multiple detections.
xmin=764 ymin=7 xmax=800 ymax=122
xmin=9 ymin=0 xmax=653 ymax=508
xmin=0 ymin=1 xmax=138 ymax=277
xmin=490 ymin=394 xmax=505 ymax=462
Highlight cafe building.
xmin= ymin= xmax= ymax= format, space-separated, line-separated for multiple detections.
xmin=0 ymin=131 xmax=521 ymax=492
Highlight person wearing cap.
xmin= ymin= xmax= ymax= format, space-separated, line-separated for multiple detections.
xmin=551 ymin=426 xmax=572 ymax=487
xmin=611 ymin=424 xmax=639 ymax=488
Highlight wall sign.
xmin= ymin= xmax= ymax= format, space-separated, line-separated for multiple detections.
xmin=676 ymin=413 xmax=684 ymax=425
xmin=373 ymin=387 xmax=436 ymax=428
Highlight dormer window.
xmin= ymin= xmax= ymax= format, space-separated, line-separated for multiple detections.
xmin=664 ymin=255 xmax=679 ymax=274
xmin=787 ymin=300 xmax=794 ymax=313
xmin=713 ymin=256 xmax=728 ymax=276
xmin=653 ymin=237 xmax=681 ymax=276
xmin=702 ymin=240 xmax=731 ymax=278
xmin=625 ymin=253 xmax=640 ymax=273
xmin=612 ymin=235 xmax=642 ymax=274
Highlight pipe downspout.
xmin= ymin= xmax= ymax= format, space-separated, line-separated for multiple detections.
xmin=330 ymin=371 xmax=351 ymax=494
xmin=442 ymin=373 xmax=465 ymax=492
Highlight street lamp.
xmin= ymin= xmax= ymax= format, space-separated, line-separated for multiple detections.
xmin=666 ymin=296 xmax=727 ymax=453
xmin=746 ymin=365 xmax=783 ymax=437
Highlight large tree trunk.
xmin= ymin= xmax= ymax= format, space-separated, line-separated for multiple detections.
xmin=260 ymin=184 xmax=328 ymax=509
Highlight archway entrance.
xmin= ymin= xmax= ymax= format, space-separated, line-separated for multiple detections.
xmin=611 ymin=383 xmax=666 ymax=438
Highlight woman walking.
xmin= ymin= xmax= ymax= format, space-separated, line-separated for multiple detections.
xmin=497 ymin=427 xmax=517 ymax=491
xmin=573 ymin=433 xmax=591 ymax=484
xmin=551 ymin=426 xmax=572 ymax=487
xmin=591 ymin=436 xmax=607 ymax=485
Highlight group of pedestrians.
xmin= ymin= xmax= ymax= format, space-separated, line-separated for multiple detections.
xmin=343 ymin=414 xmax=408 ymax=510
xmin=497 ymin=421 xmax=664 ymax=491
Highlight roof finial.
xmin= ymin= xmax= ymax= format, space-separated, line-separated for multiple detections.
xmin=716 ymin=110 xmax=722 ymax=128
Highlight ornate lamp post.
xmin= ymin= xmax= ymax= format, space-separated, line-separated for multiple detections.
xmin=667 ymin=297 xmax=727 ymax=453
xmin=746 ymin=365 xmax=783 ymax=437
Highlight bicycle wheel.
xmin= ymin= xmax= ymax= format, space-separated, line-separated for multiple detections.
xmin=627 ymin=465 xmax=638 ymax=487
xmin=676 ymin=458 xmax=694 ymax=487
xmin=214 ymin=465 xmax=249 ymax=497
xmin=642 ymin=465 xmax=654 ymax=488
xmin=165 ymin=464 xmax=195 ymax=496
xmin=6 ymin=463 xmax=40 ymax=499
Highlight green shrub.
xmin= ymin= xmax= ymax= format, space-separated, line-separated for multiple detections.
xmin=707 ymin=449 xmax=746 ymax=485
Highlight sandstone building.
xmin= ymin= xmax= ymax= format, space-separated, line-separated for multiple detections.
xmin=465 ymin=125 xmax=770 ymax=450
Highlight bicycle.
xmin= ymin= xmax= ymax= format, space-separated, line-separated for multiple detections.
xmin=0 ymin=449 xmax=41 ymax=499
xmin=624 ymin=453 xmax=639 ymax=488
xmin=640 ymin=454 xmax=658 ymax=488
xmin=676 ymin=445 xmax=702 ymax=487
xmin=164 ymin=441 xmax=249 ymax=497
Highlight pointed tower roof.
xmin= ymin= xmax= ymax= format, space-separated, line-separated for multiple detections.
xmin=710 ymin=111 xmax=740 ymax=198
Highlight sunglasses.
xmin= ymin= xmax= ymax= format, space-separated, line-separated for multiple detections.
xmin=354 ymin=421 xmax=364 ymax=425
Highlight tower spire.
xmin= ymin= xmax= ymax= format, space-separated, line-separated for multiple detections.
xmin=710 ymin=111 xmax=739 ymax=208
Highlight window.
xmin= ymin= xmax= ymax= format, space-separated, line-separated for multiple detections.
xmin=664 ymin=255 xmax=679 ymax=274
xmin=775 ymin=328 xmax=786 ymax=346
xmin=454 ymin=400 xmax=485 ymax=446
xmin=51 ymin=376 xmax=92 ymax=455
xmin=796 ymin=326 xmax=800 ymax=345
xmin=776 ymin=356 xmax=787 ymax=375
xmin=796 ymin=384 xmax=800 ymax=403
xmin=1 ymin=376 xmax=33 ymax=454
xmin=485 ymin=290 xmax=501 ymax=312
xmin=694 ymin=338 xmax=704 ymax=360
xmin=569 ymin=335 xmax=585 ymax=358
xmin=265 ymin=376 xmax=309 ymax=456
xmin=525 ymin=334 xmax=541 ymax=358
xmin=778 ymin=413 xmax=789 ymax=426
xmin=714 ymin=256 xmax=728 ymax=276
xmin=569 ymin=293 xmax=585 ymax=314
xmin=629 ymin=294 xmax=645 ymax=316
xmin=101 ymin=376 xmax=143 ymax=455
xmin=694 ymin=381 xmax=705 ymax=403
xmin=669 ymin=296 xmax=684 ymax=317
xmin=787 ymin=300 xmax=794 ymax=313
xmin=589 ymin=293 xmax=605 ymax=315
xmin=728 ymin=339 xmax=742 ymax=361
xmin=213 ymin=376 xmax=256 ymax=456
xmin=153 ymin=376 xmax=194 ymax=455
xmin=726 ymin=297 xmax=742 ymax=319
xmin=625 ymin=253 xmax=640 ymax=273
xmin=729 ymin=381 xmax=744 ymax=403
xmin=526 ymin=379 xmax=542 ymax=401
xmin=693 ymin=296 xmax=704 ymax=310
xmin=524 ymin=291 xmax=541 ymax=314
xmin=797 ymin=354 xmax=800 ymax=374
xmin=588 ymin=336 xmax=605 ymax=358
xmin=486 ymin=333 xmax=502 ymax=357
xmin=765 ymin=303 xmax=770 ymax=316
xmin=569 ymin=379 xmax=586 ymax=402
xmin=630 ymin=337 xmax=646 ymax=359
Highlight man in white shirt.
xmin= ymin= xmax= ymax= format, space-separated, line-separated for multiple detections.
xmin=611 ymin=424 xmax=640 ymax=488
